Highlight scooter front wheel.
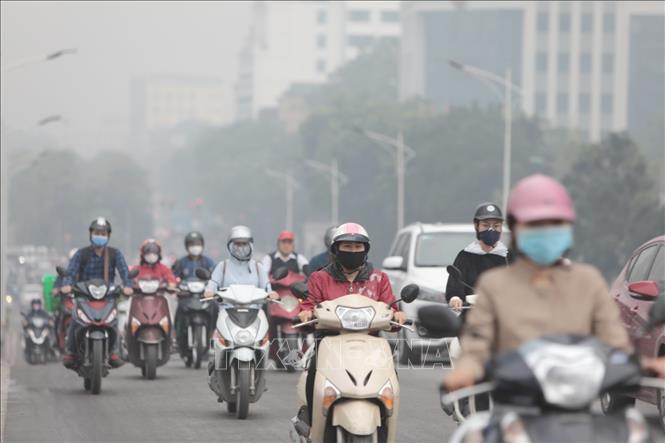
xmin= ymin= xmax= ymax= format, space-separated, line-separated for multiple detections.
xmin=90 ymin=340 xmax=103 ymax=395
xmin=336 ymin=427 xmax=376 ymax=443
xmin=144 ymin=344 xmax=158 ymax=380
xmin=235 ymin=367 xmax=250 ymax=419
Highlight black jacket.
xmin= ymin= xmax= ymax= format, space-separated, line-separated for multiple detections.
xmin=445 ymin=248 xmax=513 ymax=303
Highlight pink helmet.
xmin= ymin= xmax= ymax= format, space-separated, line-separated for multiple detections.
xmin=507 ymin=174 xmax=576 ymax=223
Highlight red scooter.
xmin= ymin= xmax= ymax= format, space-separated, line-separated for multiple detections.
xmin=269 ymin=268 xmax=306 ymax=371
xmin=125 ymin=278 xmax=172 ymax=380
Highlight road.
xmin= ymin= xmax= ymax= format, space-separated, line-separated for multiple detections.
xmin=3 ymin=340 xmax=664 ymax=442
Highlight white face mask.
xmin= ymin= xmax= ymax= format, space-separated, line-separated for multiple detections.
xmin=144 ymin=253 xmax=159 ymax=264
xmin=188 ymin=245 xmax=203 ymax=256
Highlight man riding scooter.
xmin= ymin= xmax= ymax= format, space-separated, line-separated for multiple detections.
xmin=60 ymin=218 xmax=133 ymax=369
xmin=296 ymin=223 xmax=408 ymax=432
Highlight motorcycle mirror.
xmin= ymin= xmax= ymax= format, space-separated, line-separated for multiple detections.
xmin=195 ymin=268 xmax=212 ymax=280
xmin=128 ymin=268 xmax=140 ymax=279
xmin=647 ymin=294 xmax=665 ymax=329
xmin=272 ymin=266 xmax=289 ymax=281
xmin=290 ymin=282 xmax=309 ymax=300
xmin=417 ymin=305 xmax=462 ymax=338
xmin=399 ymin=284 xmax=420 ymax=304
xmin=55 ymin=266 xmax=68 ymax=277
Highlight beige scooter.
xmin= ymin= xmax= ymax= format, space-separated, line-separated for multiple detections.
xmin=288 ymin=284 xmax=419 ymax=443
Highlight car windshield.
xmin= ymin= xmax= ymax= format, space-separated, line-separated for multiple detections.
xmin=415 ymin=232 xmax=476 ymax=267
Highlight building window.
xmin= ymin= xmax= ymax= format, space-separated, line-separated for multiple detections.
xmin=579 ymin=94 xmax=591 ymax=113
xmin=559 ymin=13 xmax=571 ymax=33
xmin=580 ymin=53 xmax=592 ymax=73
xmin=558 ymin=53 xmax=569 ymax=73
xmin=536 ymin=52 xmax=548 ymax=72
xmin=381 ymin=10 xmax=400 ymax=23
xmin=535 ymin=93 xmax=547 ymax=114
xmin=537 ymin=12 xmax=548 ymax=32
xmin=317 ymin=10 xmax=327 ymax=24
xmin=348 ymin=34 xmax=373 ymax=50
xmin=581 ymin=13 xmax=593 ymax=33
xmin=602 ymin=53 xmax=613 ymax=74
xmin=602 ymin=93 xmax=613 ymax=113
xmin=557 ymin=93 xmax=569 ymax=113
xmin=348 ymin=10 xmax=370 ymax=22
xmin=317 ymin=34 xmax=327 ymax=49
xmin=603 ymin=13 xmax=615 ymax=33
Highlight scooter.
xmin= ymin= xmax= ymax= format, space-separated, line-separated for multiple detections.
xmin=125 ymin=277 xmax=172 ymax=379
xmin=176 ymin=276 xmax=212 ymax=369
xmin=21 ymin=313 xmax=53 ymax=364
xmin=417 ymin=297 xmax=665 ymax=443
xmin=288 ymin=283 xmax=420 ymax=443
xmin=269 ymin=267 xmax=306 ymax=371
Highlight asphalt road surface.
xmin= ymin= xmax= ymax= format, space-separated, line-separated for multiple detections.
xmin=3 ymin=344 xmax=664 ymax=442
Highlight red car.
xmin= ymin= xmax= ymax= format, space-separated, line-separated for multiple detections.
xmin=602 ymin=235 xmax=664 ymax=429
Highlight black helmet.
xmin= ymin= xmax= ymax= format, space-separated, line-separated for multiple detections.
xmin=185 ymin=231 xmax=204 ymax=248
xmin=473 ymin=203 xmax=504 ymax=222
xmin=31 ymin=298 xmax=42 ymax=308
xmin=89 ymin=217 xmax=112 ymax=233
xmin=324 ymin=226 xmax=337 ymax=249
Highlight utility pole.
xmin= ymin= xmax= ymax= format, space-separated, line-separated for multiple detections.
xmin=266 ymin=169 xmax=300 ymax=231
xmin=305 ymin=158 xmax=348 ymax=226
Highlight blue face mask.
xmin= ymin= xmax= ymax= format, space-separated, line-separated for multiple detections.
xmin=477 ymin=229 xmax=501 ymax=247
xmin=91 ymin=235 xmax=109 ymax=247
xmin=516 ymin=225 xmax=573 ymax=266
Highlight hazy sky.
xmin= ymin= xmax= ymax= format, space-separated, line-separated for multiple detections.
xmin=1 ymin=1 xmax=250 ymax=153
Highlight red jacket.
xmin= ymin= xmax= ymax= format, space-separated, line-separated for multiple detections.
xmin=131 ymin=263 xmax=177 ymax=286
xmin=301 ymin=263 xmax=396 ymax=312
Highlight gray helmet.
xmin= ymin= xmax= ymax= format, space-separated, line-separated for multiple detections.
xmin=324 ymin=226 xmax=337 ymax=249
xmin=473 ymin=203 xmax=504 ymax=222
xmin=89 ymin=217 xmax=112 ymax=233
xmin=227 ymin=225 xmax=253 ymax=261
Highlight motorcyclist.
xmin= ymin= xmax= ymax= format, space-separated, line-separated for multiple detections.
xmin=172 ymin=231 xmax=216 ymax=351
xmin=307 ymin=225 xmax=336 ymax=274
xmin=444 ymin=174 xmax=632 ymax=391
xmin=131 ymin=239 xmax=177 ymax=289
xmin=297 ymin=222 xmax=407 ymax=424
xmin=24 ymin=298 xmax=56 ymax=354
xmin=60 ymin=218 xmax=132 ymax=369
xmin=261 ymin=230 xmax=309 ymax=276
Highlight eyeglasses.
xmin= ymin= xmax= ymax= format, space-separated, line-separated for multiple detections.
xmin=478 ymin=222 xmax=503 ymax=230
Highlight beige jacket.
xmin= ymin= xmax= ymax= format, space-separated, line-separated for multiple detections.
xmin=457 ymin=258 xmax=632 ymax=377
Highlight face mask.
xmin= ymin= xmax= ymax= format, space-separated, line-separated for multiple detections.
xmin=230 ymin=243 xmax=252 ymax=261
xmin=188 ymin=245 xmax=203 ymax=256
xmin=477 ymin=229 xmax=501 ymax=247
xmin=517 ymin=225 xmax=573 ymax=266
xmin=144 ymin=253 xmax=159 ymax=265
xmin=91 ymin=235 xmax=108 ymax=247
xmin=336 ymin=251 xmax=367 ymax=271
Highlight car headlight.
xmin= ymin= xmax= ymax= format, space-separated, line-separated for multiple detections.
xmin=88 ymin=284 xmax=107 ymax=300
xmin=77 ymin=308 xmax=92 ymax=324
xmin=322 ymin=379 xmax=341 ymax=416
xmin=500 ymin=412 xmax=533 ymax=443
xmin=138 ymin=280 xmax=160 ymax=294
xmin=187 ymin=281 xmax=206 ymax=293
xmin=105 ymin=308 xmax=117 ymax=323
xmin=233 ymin=329 xmax=255 ymax=346
xmin=335 ymin=306 xmax=375 ymax=330
xmin=378 ymin=380 xmax=395 ymax=416
xmin=280 ymin=295 xmax=300 ymax=312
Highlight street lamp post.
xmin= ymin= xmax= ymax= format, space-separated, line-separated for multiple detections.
xmin=265 ymin=169 xmax=300 ymax=231
xmin=353 ymin=127 xmax=416 ymax=230
xmin=448 ymin=60 xmax=522 ymax=210
xmin=305 ymin=158 xmax=348 ymax=226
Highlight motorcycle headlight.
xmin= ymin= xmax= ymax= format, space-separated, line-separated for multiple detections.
xmin=378 ymin=380 xmax=395 ymax=416
xmin=77 ymin=308 xmax=92 ymax=324
xmin=233 ymin=329 xmax=255 ymax=346
xmin=32 ymin=317 xmax=45 ymax=328
xmin=500 ymin=412 xmax=533 ymax=443
xmin=322 ymin=379 xmax=341 ymax=416
xmin=335 ymin=306 xmax=375 ymax=330
xmin=88 ymin=284 xmax=107 ymax=300
xmin=138 ymin=280 xmax=160 ymax=294
xmin=187 ymin=281 xmax=206 ymax=293
xmin=280 ymin=295 xmax=300 ymax=312
xmin=105 ymin=308 xmax=117 ymax=323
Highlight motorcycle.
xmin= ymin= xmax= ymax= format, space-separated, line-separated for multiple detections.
xmin=21 ymin=313 xmax=54 ymax=364
xmin=56 ymin=266 xmax=129 ymax=395
xmin=417 ymin=298 xmax=665 ymax=443
xmin=288 ymin=282 xmax=420 ymax=443
xmin=125 ymin=277 xmax=172 ymax=379
xmin=176 ymin=275 xmax=212 ymax=369
xmin=269 ymin=267 xmax=306 ymax=371
xmin=196 ymin=268 xmax=278 ymax=420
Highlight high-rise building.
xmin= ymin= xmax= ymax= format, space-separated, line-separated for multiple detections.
xmin=400 ymin=1 xmax=664 ymax=143
xmin=235 ymin=1 xmax=402 ymax=120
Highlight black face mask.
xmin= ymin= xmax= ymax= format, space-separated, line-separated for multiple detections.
xmin=477 ymin=229 xmax=501 ymax=247
xmin=336 ymin=251 xmax=367 ymax=271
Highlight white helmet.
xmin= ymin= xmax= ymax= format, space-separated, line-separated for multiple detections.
xmin=227 ymin=225 xmax=253 ymax=261
xmin=330 ymin=222 xmax=370 ymax=253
